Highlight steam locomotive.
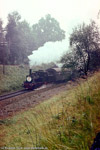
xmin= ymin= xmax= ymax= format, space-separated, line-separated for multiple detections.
xmin=23 ymin=68 xmax=70 ymax=90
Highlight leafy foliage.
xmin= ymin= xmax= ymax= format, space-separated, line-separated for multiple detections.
xmin=0 ymin=20 xmax=9 ymax=65
xmin=61 ymin=51 xmax=78 ymax=70
xmin=0 ymin=19 xmax=4 ymax=63
xmin=1 ymin=12 xmax=65 ymax=65
xmin=6 ymin=12 xmax=36 ymax=64
xmin=32 ymin=14 xmax=65 ymax=48
xmin=61 ymin=21 xmax=100 ymax=76
xmin=0 ymin=19 xmax=3 ymax=40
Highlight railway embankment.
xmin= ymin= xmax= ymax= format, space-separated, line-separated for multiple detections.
xmin=0 ymin=71 xmax=100 ymax=149
xmin=0 ymin=65 xmax=29 ymax=95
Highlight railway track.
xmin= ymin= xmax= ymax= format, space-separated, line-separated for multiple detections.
xmin=0 ymin=84 xmax=52 ymax=101
xmin=0 ymin=83 xmax=66 ymax=101
xmin=0 ymin=89 xmax=30 ymax=101
xmin=0 ymin=82 xmax=69 ymax=119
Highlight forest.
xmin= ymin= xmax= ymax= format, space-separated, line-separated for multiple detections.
xmin=0 ymin=11 xmax=65 ymax=65
xmin=0 ymin=11 xmax=100 ymax=77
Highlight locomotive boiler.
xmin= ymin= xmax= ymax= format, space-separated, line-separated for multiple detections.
xmin=23 ymin=68 xmax=69 ymax=90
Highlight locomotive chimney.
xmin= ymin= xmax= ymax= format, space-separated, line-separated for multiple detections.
xmin=29 ymin=69 xmax=32 ymax=75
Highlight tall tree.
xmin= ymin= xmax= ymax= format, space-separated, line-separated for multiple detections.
xmin=0 ymin=19 xmax=9 ymax=74
xmin=6 ymin=12 xmax=65 ymax=65
xmin=16 ymin=20 xmax=36 ymax=64
xmin=32 ymin=14 xmax=65 ymax=49
xmin=0 ymin=19 xmax=3 ymax=41
xmin=6 ymin=11 xmax=22 ymax=64
xmin=6 ymin=12 xmax=36 ymax=64
xmin=0 ymin=19 xmax=4 ymax=64
xmin=71 ymin=21 xmax=100 ymax=75
xmin=0 ymin=20 xmax=8 ymax=64
xmin=61 ymin=21 xmax=100 ymax=76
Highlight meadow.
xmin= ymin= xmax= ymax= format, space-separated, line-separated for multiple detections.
xmin=0 ymin=65 xmax=29 ymax=95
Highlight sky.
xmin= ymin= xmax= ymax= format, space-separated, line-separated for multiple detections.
xmin=0 ymin=0 xmax=100 ymax=65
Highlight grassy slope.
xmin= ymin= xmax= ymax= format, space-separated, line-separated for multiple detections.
xmin=0 ymin=65 xmax=29 ymax=95
xmin=0 ymin=71 xmax=100 ymax=149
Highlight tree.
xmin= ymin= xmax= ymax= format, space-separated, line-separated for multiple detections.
xmin=6 ymin=11 xmax=22 ymax=64
xmin=0 ymin=19 xmax=9 ymax=74
xmin=6 ymin=11 xmax=36 ymax=64
xmin=6 ymin=12 xmax=65 ymax=65
xmin=32 ymin=14 xmax=65 ymax=49
xmin=61 ymin=51 xmax=78 ymax=70
xmin=69 ymin=21 xmax=100 ymax=75
xmin=60 ymin=50 xmax=80 ymax=78
xmin=0 ymin=19 xmax=4 ymax=64
xmin=16 ymin=20 xmax=36 ymax=64
xmin=0 ymin=19 xmax=3 ymax=40
xmin=0 ymin=20 xmax=8 ymax=64
xmin=61 ymin=21 xmax=100 ymax=76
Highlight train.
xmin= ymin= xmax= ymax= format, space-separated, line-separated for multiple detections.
xmin=23 ymin=68 xmax=70 ymax=90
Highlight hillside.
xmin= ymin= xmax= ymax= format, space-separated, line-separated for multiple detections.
xmin=0 ymin=65 xmax=29 ymax=95
xmin=0 ymin=70 xmax=100 ymax=149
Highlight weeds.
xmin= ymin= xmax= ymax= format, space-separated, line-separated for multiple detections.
xmin=0 ymin=65 xmax=29 ymax=95
xmin=1 ymin=71 xmax=100 ymax=149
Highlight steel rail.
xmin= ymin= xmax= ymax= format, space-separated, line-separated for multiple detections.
xmin=0 ymin=89 xmax=30 ymax=101
xmin=0 ymin=83 xmax=66 ymax=101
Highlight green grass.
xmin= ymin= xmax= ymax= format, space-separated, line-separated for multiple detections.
xmin=0 ymin=65 xmax=29 ymax=95
xmin=0 ymin=71 xmax=100 ymax=149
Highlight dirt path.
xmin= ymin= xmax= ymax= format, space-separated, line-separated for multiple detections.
xmin=0 ymin=82 xmax=76 ymax=119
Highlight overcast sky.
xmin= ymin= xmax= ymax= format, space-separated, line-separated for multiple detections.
xmin=0 ymin=0 xmax=100 ymax=65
